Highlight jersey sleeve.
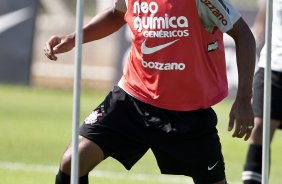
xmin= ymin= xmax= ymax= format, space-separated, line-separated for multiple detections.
xmin=114 ymin=0 xmax=127 ymax=13
xmin=196 ymin=0 xmax=241 ymax=33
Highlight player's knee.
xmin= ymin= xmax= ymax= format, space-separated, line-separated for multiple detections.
xmin=253 ymin=123 xmax=263 ymax=134
xmin=250 ymin=121 xmax=263 ymax=144
xmin=60 ymin=147 xmax=72 ymax=175
xmin=254 ymin=119 xmax=263 ymax=130
xmin=78 ymin=138 xmax=105 ymax=175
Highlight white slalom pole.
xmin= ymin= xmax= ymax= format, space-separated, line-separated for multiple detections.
xmin=262 ymin=0 xmax=273 ymax=183
xmin=71 ymin=0 xmax=84 ymax=184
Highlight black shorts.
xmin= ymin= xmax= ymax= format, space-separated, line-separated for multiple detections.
xmin=252 ymin=68 xmax=282 ymax=125
xmin=79 ymin=86 xmax=225 ymax=183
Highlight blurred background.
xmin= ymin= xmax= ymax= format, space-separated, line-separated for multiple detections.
xmin=0 ymin=0 xmax=259 ymax=94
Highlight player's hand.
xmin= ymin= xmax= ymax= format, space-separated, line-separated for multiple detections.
xmin=44 ymin=34 xmax=75 ymax=61
xmin=228 ymin=98 xmax=254 ymax=141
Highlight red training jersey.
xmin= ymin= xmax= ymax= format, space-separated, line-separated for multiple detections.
xmin=118 ymin=0 xmax=228 ymax=111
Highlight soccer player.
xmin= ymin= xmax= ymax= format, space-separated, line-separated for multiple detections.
xmin=44 ymin=0 xmax=256 ymax=183
xmin=242 ymin=0 xmax=282 ymax=183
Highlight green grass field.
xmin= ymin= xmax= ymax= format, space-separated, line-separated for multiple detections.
xmin=0 ymin=84 xmax=281 ymax=184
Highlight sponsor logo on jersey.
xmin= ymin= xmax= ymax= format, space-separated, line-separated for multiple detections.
xmin=141 ymin=39 xmax=179 ymax=54
xmin=131 ymin=1 xmax=187 ymax=71
xmin=200 ymin=0 xmax=228 ymax=26
xmin=142 ymin=59 xmax=186 ymax=71
xmin=132 ymin=1 xmax=189 ymax=38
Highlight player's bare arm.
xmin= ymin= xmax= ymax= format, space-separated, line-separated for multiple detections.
xmin=44 ymin=7 xmax=126 ymax=61
xmin=226 ymin=17 xmax=256 ymax=141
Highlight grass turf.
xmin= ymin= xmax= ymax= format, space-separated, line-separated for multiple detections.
xmin=0 ymin=84 xmax=281 ymax=183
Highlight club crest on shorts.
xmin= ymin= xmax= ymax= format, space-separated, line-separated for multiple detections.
xmin=84 ymin=106 xmax=104 ymax=125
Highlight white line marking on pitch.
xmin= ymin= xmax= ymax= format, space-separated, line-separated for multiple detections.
xmin=0 ymin=161 xmax=242 ymax=184
xmin=0 ymin=161 xmax=191 ymax=183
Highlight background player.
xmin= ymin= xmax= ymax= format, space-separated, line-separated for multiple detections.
xmin=242 ymin=0 xmax=282 ymax=183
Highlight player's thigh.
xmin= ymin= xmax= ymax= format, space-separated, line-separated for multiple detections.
xmin=150 ymin=108 xmax=226 ymax=183
xmin=252 ymin=68 xmax=282 ymax=121
xmin=60 ymin=136 xmax=104 ymax=176
xmin=79 ymin=86 xmax=150 ymax=170
xmin=251 ymin=68 xmax=264 ymax=119
xmin=271 ymin=70 xmax=282 ymax=126
xmin=152 ymin=133 xmax=226 ymax=183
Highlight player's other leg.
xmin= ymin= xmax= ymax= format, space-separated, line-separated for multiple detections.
xmin=242 ymin=117 xmax=281 ymax=184
xmin=55 ymin=136 xmax=104 ymax=184
xmin=242 ymin=68 xmax=282 ymax=184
